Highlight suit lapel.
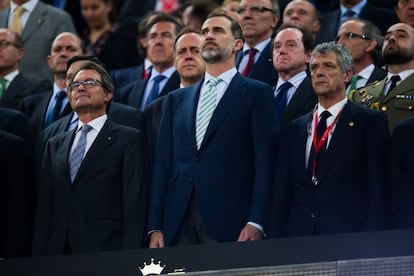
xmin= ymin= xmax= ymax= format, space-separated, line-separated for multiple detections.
xmin=316 ymin=103 xmax=358 ymax=183
xmin=129 ymin=79 xmax=148 ymax=108
xmin=22 ymin=2 xmax=47 ymax=41
xmin=283 ymin=77 xmax=314 ymax=120
xmin=200 ymin=74 xmax=247 ymax=150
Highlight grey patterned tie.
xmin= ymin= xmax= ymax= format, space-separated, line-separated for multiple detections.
xmin=69 ymin=124 xmax=92 ymax=182
xmin=196 ymin=78 xmax=222 ymax=149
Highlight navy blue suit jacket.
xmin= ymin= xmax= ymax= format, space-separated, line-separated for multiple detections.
xmin=269 ymin=102 xmax=390 ymax=238
xmin=115 ymin=71 xmax=180 ymax=110
xmin=391 ymin=116 xmax=414 ymax=228
xmin=147 ymin=73 xmax=279 ymax=244
xmin=236 ymin=41 xmax=278 ymax=86
xmin=110 ymin=64 xmax=144 ymax=93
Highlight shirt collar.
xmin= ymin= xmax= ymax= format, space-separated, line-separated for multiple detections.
xmin=317 ymin=97 xmax=348 ymax=118
xmin=340 ymin=0 xmax=366 ymax=16
xmin=77 ymin=114 xmax=107 ymax=133
xmin=11 ymin=0 xmax=38 ymax=14
xmin=242 ymin=37 xmax=271 ymax=55
xmin=277 ymin=71 xmax=307 ymax=90
xmin=150 ymin=66 xmax=175 ymax=81
xmin=204 ymin=67 xmax=237 ymax=86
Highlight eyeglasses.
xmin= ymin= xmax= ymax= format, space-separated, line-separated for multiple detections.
xmin=236 ymin=5 xmax=276 ymax=15
xmin=335 ymin=32 xmax=371 ymax=42
xmin=0 ymin=40 xmax=20 ymax=49
xmin=70 ymin=78 xmax=102 ymax=91
xmin=398 ymin=0 xmax=414 ymax=7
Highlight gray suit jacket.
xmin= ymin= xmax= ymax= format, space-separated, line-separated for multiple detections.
xmin=0 ymin=2 xmax=76 ymax=81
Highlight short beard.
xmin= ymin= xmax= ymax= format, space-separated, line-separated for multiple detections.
xmin=202 ymin=47 xmax=232 ymax=64
xmin=383 ymin=49 xmax=413 ymax=65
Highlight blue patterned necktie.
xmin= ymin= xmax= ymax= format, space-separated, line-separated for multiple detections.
xmin=69 ymin=124 xmax=92 ymax=182
xmin=145 ymin=74 xmax=166 ymax=106
xmin=275 ymin=82 xmax=293 ymax=117
xmin=196 ymin=78 xmax=222 ymax=149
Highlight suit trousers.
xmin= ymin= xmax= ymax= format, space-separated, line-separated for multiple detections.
xmin=171 ymin=189 xmax=217 ymax=246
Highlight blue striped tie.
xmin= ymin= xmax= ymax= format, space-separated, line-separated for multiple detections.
xmin=196 ymin=78 xmax=222 ymax=149
xmin=69 ymin=124 xmax=92 ymax=182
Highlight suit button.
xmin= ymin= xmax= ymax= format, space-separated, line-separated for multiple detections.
xmin=409 ymin=105 xmax=413 ymax=110
xmin=381 ymin=105 xmax=387 ymax=112
xmin=311 ymin=213 xmax=315 ymax=218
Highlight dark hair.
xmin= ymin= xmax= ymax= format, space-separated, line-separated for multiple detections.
xmin=72 ymin=61 xmax=114 ymax=93
xmin=146 ymin=13 xmax=184 ymax=37
xmin=275 ymin=23 xmax=314 ymax=53
xmin=206 ymin=12 xmax=244 ymax=41
xmin=67 ymin=55 xmax=106 ymax=71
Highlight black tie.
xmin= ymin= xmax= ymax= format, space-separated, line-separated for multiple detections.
xmin=275 ymin=82 xmax=293 ymax=117
xmin=317 ymin=111 xmax=331 ymax=143
xmin=387 ymin=75 xmax=401 ymax=95
xmin=308 ymin=111 xmax=332 ymax=177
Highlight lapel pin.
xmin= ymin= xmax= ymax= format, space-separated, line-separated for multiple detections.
xmin=349 ymin=122 xmax=354 ymax=127
xmin=107 ymin=136 xmax=112 ymax=141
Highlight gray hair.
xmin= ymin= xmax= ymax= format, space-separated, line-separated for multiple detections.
xmin=310 ymin=41 xmax=354 ymax=73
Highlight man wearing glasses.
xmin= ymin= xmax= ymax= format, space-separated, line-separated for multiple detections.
xmin=350 ymin=23 xmax=414 ymax=133
xmin=336 ymin=18 xmax=386 ymax=97
xmin=0 ymin=28 xmax=50 ymax=109
xmin=33 ymin=62 xmax=149 ymax=255
xmin=235 ymin=0 xmax=279 ymax=86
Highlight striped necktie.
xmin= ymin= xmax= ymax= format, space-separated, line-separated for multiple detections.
xmin=69 ymin=124 xmax=92 ymax=182
xmin=10 ymin=6 xmax=25 ymax=34
xmin=196 ymin=78 xmax=222 ymax=149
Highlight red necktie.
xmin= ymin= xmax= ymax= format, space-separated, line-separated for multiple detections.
xmin=241 ymin=48 xmax=257 ymax=77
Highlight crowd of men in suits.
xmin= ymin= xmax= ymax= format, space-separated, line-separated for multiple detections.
xmin=3 ymin=0 xmax=414 ymax=260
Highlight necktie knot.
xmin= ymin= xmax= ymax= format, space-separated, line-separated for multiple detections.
xmin=317 ymin=110 xmax=331 ymax=140
xmin=14 ymin=6 xmax=25 ymax=16
xmin=56 ymin=90 xmax=66 ymax=101
xmin=387 ymin=75 xmax=401 ymax=95
xmin=277 ymin=81 xmax=293 ymax=92
xmin=207 ymin=77 xmax=222 ymax=88
xmin=80 ymin=124 xmax=92 ymax=134
xmin=144 ymin=74 xmax=166 ymax=107
xmin=153 ymin=74 xmax=166 ymax=84
xmin=344 ymin=9 xmax=355 ymax=17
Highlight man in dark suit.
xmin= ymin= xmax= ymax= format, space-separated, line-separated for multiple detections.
xmin=20 ymin=32 xmax=83 ymax=139
xmin=350 ymin=23 xmax=414 ymax=133
xmin=0 ymin=29 xmax=50 ymax=110
xmin=272 ymin=24 xmax=317 ymax=129
xmin=109 ymin=11 xmax=164 ymax=91
xmin=268 ymin=42 xmax=390 ymax=238
xmin=0 ymin=0 xmax=76 ymax=81
xmin=147 ymin=13 xmax=279 ymax=248
xmin=144 ymin=28 xmax=205 ymax=163
xmin=33 ymin=61 xmax=148 ymax=255
xmin=235 ymin=0 xmax=279 ymax=86
xmin=41 ymin=0 xmax=85 ymax=34
xmin=0 ymin=130 xmax=34 ymax=259
xmin=116 ymin=13 xmax=183 ymax=110
xmin=316 ymin=0 xmax=398 ymax=44
xmin=390 ymin=115 xmax=414 ymax=228
xmin=336 ymin=18 xmax=386 ymax=98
